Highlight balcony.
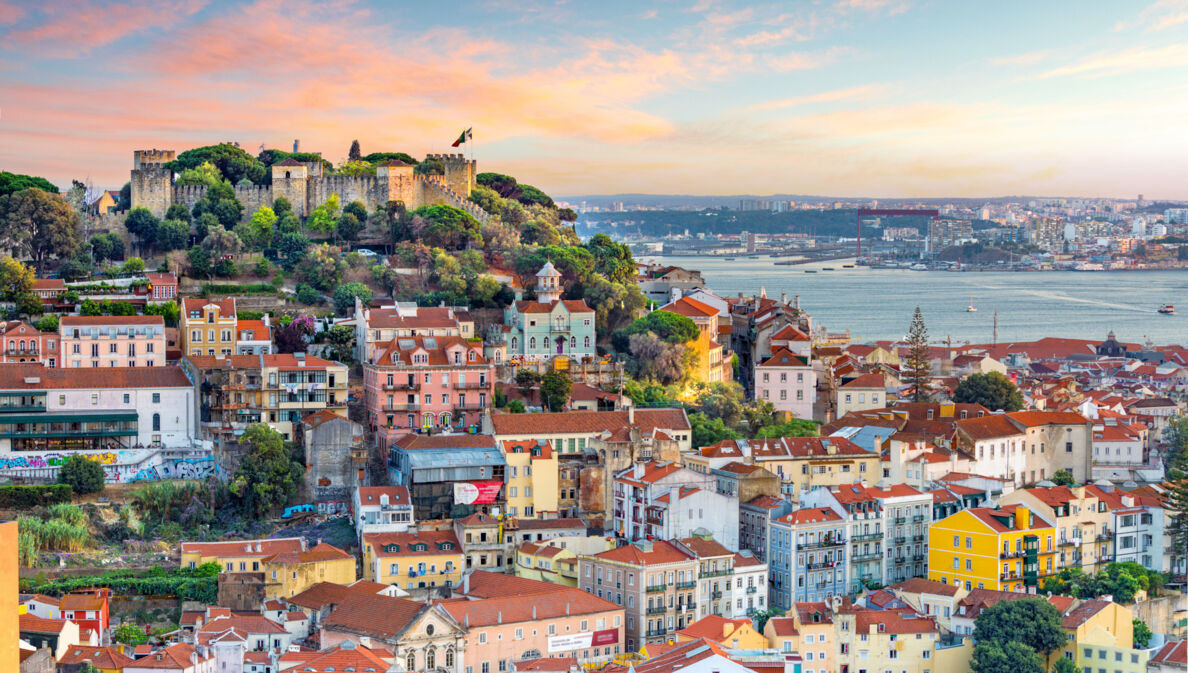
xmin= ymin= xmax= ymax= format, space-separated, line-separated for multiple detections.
xmin=893 ymin=517 xmax=906 ymax=524
xmin=999 ymin=571 xmax=1020 ymax=581
xmin=1095 ymin=532 xmax=1112 ymax=542
xmin=3 ymin=349 xmax=39 ymax=357
xmin=913 ymin=515 xmax=927 ymax=522
xmin=853 ymin=552 xmax=881 ymax=562
xmin=645 ymin=584 xmax=667 ymax=593
xmin=893 ymin=536 xmax=906 ymax=544
xmin=382 ymin=403 xmax=421 ymax=411
xmin=455 ymin=380 xmax=489 ymax=390
xmin=710 ymin=590 xmax=723 ymax=599
xmin=383 ymin=382 xmax=419 ymax=391
xmin=701 ymin=569 xmax=732 ymax=578
xmin=679 ymin=601 xmax=697 ymax=611
xmin=675 ymin=580 xmax=696 ymax=590
xmin=550 ymin=323 xmax=572 ymax=333
xmin=852 ymin=532 xmax=881 ymax=542
xmin=455 ymin=401 xmax=487 ymax=411
xmin=745 ymin=586 xmax=757 ymax=594
xmin=645 ymin=606 xmax=666 ymax=615
xmin=800 ymin=537 xmax=846 ymax=550
xmin=0 ymin=403 xmax=46 ymax=413
xmin=913 ymin=553 xmax=925 ymax=562
xmin=805 ymin=561 xmax=838 ymax=570
xmin=645 ymin=629 xmax=668 ymax=638
xmin=1058 ymin=539 xmax=1075 ymax=547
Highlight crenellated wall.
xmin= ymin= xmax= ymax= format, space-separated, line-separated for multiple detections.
xmin=132 ymin=149 xmax=489 ymax=223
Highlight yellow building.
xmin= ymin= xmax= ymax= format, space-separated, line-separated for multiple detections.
xmin=836 ymin=609 xmax=939 ymax=673
xmin=362 ymin=529 xmax=464 ymax=590
xmin=181 ymin=297 xmax=238 ymax=357
xmin=501 ymin=439 xmax=560 ymax=519
xmin=998 ymin=485 xmax=1114 ymax=574
xmin=676 ymin=615 xmax=768 ymax=649
xmin=261 ymin=542 xmax=356 ymax=599
xmin=1059 ymin=598 xmax=1144 ymax=673
xmin=180 ymin=537 xmax=306 ymax=571
xmin=928 ymin=504 xmax=1057 ymax=593
xmin=0 ymin=521 xmax=17 ymax=672
xmin=762 ymin=602 xmax=838 ymax=672
xmin=515 ymin=541 xmax=579 ymax=586
xmin=659 ymin=297 xmax=730 ymax=389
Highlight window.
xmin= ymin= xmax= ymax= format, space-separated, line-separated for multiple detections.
xmin=152 ymin=413 xmax=161 ymax=432
xmin=152 ymin=393 xmax=160 ymax=403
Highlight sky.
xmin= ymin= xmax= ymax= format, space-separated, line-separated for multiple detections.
xmin=2 ymin=0 xmax=1188 ymax=199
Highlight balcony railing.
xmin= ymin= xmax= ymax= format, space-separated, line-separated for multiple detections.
xmin=701 ymin=569 xmax=732 ymax=578
xmin=852 ymin=532 xmax=882 ymax=542
xmin=455 ymin=401 xmax=487 ymax=411
xmin=645 ymin=629 xmax=668 ymax=638
xmin=645 ymin=584 xmax=667 ymax=593
xmin=679 ymin=601 xmax=696 ymax=611
xmin=745 ymin=586 xmax=757 ymax=594
xmin=912 ymin=534 xmax=924 ymax=542
xmin=800 ymin=538 xmax=846 ymax=549
xmin=710 ymin=590 xmax=723 ymax=599
xmin=675 ymin=580 xmax=696 ymax=589
xmin=893 ymin=516 xmax=907 ymax=524
xmin=645 ymin=606 xmax=666 ymax=615
xmin=913 ymin=515 xmax=927 ymax=522
xmin=382 ymin=403 xmax=420 ymax=411
xmin=853 ymin=552 xmax=881 ymax=562
xmin=383 ymin=382 xmax=419 ymax=391
xmin=455 ymin=380 xmax=489 ymax=390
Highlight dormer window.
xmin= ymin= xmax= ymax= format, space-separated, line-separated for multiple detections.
xmin=411 ymin=543 xmax=428 ymax=552
xmin=384 ymin=544 xmax=400 ymax=553
xmin=438 ymin=542 xmax=454 ymax=550
xmin=468 ymin=350 xmax=476 ymax=361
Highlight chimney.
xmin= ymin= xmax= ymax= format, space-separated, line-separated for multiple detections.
xmin=628 ymin=406 xmax=635 ymax=425
xmin=669 ymin=486 xmax=680 ymax=507
xmin=633 ymin=463 xmax=644 ymax=479
xmin=463 ymin=573 xmax=470 ymax=594
xmin=794 ymin=295 xmax=800 ymax=310
xmin=532 ymin=605 xmax=537 ymax=619
xmin=566 ymin=601 xmax=571 ymax=615
xmin=497 ymin=610 xmax=502 ymax=624
xmin=1015 ymin=505 xmax=1029 ymax=530
xmin=780 ymin=292 xmax=787 ymax=305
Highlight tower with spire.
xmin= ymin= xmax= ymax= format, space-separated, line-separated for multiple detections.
xmin=535 ymin=261 xmax=562 ymax=304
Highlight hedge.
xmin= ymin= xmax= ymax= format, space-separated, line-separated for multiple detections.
xmin=200 ymin=283 xmax=276 ymax=297
xmin=24 ymin=563 xmax=220 ymax=603
xmin=0 ymin=485 xmax=73 ymax=508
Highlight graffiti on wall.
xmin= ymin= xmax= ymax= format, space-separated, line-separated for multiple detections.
xmin=0 ymin=452 xmax=118 ymax=470
xmin=128 ymin=457 xmax=226 ymax=483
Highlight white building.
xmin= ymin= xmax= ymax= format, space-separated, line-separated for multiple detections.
xmin=646 ymin=485 xmax=739 ymax=551
xmin=610 ymin=461 xmax=713 ymax=541
xmin=0 ymin=363 xmax=198 ymax=482
xmin=730 ymin=551 xmax=768 ymax=618
xmin=353 ymin=486 xmax=415 ymax=542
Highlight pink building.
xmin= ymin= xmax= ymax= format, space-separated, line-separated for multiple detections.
xmin=145 ymin=272 xmax=179 ymax=301
xmin=59 ymin=315 xmax=166 ymax=368
xmin=443 ymin=571 xmax=626 ymax=669
xmin=0 ymin=321 xmax=54 ymax=366
xmin=754 ymin=324 xmax=816 ymax=421
xmin=362 ymin=335 xmax=493 ymax=439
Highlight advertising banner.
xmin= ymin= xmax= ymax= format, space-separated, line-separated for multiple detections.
xmin=547 ymin=629 xmax=618 ymax=653
xmin=454 ymin=481 xmax=503 ymax=505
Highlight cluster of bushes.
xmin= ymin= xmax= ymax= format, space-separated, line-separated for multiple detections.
xmin=0 ymin=484 xmax=72 ymax=508
xmin=24 ymin=563 xmax=220 ymax=603
xmin=18 ymin=503 xmax=92 ymax=566
xmin=1042 ymin=562 xmax=1165 ymax=603
xmin=199 ymin=281 xmax=279 ymax=297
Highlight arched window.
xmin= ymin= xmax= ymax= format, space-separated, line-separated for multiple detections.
xmin=422 ymin=413 xmax=433 ymax=428
xmin=152 ymin=413 xmax=161 ymax=432
xmin=584 ymin=336 xmax=591 ymax=349
xmin=426 ymin=649 xmax=436 ymax=669
xmin=407 ymin=650 xmax=416 ymax=672
xmin=521 ymin=649 xmax=542 ymax=660
xmin=285 ymin=171 xmax=291 ymax=179
xmin=570 ymin=336 xmax=576 ymax=348
xmin=529 ymin=337 xmax=536 ymax=350
xmin=445 ymin=648 xmax=455 ymax=668
xmin=511 ymin=337 xmax=518 ymax=351
xmin=440 ymin=413 xmax=451 ymax=426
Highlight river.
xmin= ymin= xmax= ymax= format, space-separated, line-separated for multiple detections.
xmin=647 ymin=255 xmax=1187 ymax=345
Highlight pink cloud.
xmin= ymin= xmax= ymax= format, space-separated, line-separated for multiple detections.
xmin=0 ymin=2 xmax=25 ymax=24
xmin=8 ymin=0 xmax=209 ymax=56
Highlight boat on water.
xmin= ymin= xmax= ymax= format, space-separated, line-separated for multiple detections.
xmin=724 ymin=257 xmax=735 ymax=261
xmin=966 ymin=295 xmax=977 ymax=312
xmin=804 ymin=270 xmax=817 ymax=274
xmin=1159 ymin=304 xmax=1175 ymax=314
xmin=910 ymin=263 xmax=928 ymax=270
xmin=822 ymin=267 xmax=835 ymax=271
xmin=842 ymin=264 xmax=855 ymax=268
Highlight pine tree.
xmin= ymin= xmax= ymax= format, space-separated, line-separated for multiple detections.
xmin=904 ymin=306 xmax=931 ymax=402
xmin=348 ymin=139 xmax=362 ymax=162
xmin=1164 ymin=415 xmax=1188 ymax=575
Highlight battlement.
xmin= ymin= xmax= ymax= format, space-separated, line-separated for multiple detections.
xmin=133 ymin=149 xmax=176 ymax=170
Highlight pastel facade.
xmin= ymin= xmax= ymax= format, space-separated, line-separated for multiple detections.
xmin=59 ymin=316 xmax=166 ymax=368
xmin=181 ymin=297 xmax=237 ymax=357
xmin=502 ymin=439 xmax=560 ymax=519
xmin=361 ymin=335 xmax=493 ymax=437
xmin=755 ymin=324 xmax=815 ymax=419
xmin=769 ymin=508 xmax=847 ymax=609
xmin=362 ymin=530 xmax=464 ymax=590
xmin=928 ymin=504 xmax=1057 ymax=593
xmin=659 ymin=296 xmax=730 ymax=387
xmin=0 ymin=321 xmax=53 ymax=366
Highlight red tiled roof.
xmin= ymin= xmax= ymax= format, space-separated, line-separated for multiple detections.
xmin=357 ymin=486 xmax=410 ymax=506
xmin=1006 ymin=411 xmax=1090 ymax=427
xmin=19 ymin=613 xmax=70 ymax=634
xmin=957 ymin=414 xmax=1024 ymax=440
xmin=777 ymin=507 xmax=842 ymax=525
xmin=323 ymin=593 xmax=426 ymax=639
xmin=513 ymin=299 xmax=593 ymax=314
xmin=364 ymin=530 xmax=461 ymax=557
xmin=60 ymin=592 xmax=106 ymax=611
xmin=744 ymin=494 xmax=787 ymax=510
xmin=887 ymin=577 xmax=959 ymax=597
xmin=964 ymin=504 xmax=1053 ymax=533
xmin=855 ymin=609 xmax=937 ymax=634
xmin=675 ymin=614 xmax=750 ymax=641
xmin=182 ymin=297 xmax=235 ymax=315
xmin=590 ymin=539 xmax=693 ymax=566
xmin=372 ymin=334 xmax=487 ymax=366
xmin=678 ymin=536 xmax=733 ymax=559
xmin=131 ymin=643 xmax=209 ymax=669
xmin=616 ymin=461 xmax=683 ymax=485
xmin=60 ymin=315 xmax=165 ymax=327
xmin=181 ymin=537 xmax=304 ymax=558
xmin=440 ymin=585 xmax=618 ymax=626
xmin=758 ymin=347 xmax=809 ymax=368
xmin=266 ymin=542 xmax=352 ymax=565
xmin=513 ymin=656 xmax=579 ymax=672
xmin=842 ymin=373 xmax=886 ymax=389
xmin=393 ymin=433 xmax=496 ymax=450
xmin=0 ymin=363 xmax=192 ymax=390
xmin=766 ymin=616 xmax=799 ymax=636
xmin=771 ymin=324 xmax=810 ymax=341
xmin=1151 ymin=640 xmax=1187 ymax=666
xmin=58 ymin=645 xmax=135 ymax=669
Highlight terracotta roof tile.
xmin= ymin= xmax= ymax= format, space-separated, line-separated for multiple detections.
xmin=957 ymin=414 xmax=1024 ymax=440
xmin=324 ymin=593 xmax=426 ymax=639
xmin=58 ymin=645 xmax=135 ymax=669
xmin=766 ymin=616 xmax=799 ymax=636
xmin=364 ymin=530 xmax=461 ymax=557
xmin=0 ymin=363 xmax=192 ymax=390
xmin=393 ymin=433 xmax=497 ymax=450
xmin=357 ymin=486 xmax=410 ymax=506
xmin=589 ymin=539 xmax=693 ymax=566
xmin=180 ymin=537 xmax=304 ymax=558
xmin=887 ymin=577 xmax=959 ymax=597
xmin=490 ymin=408 xmax=690 ymax=436
xmin=842 ymin=373 xmax=886 ymax=389
xmin=1151 ymin=640 xmax=1187 ymax=666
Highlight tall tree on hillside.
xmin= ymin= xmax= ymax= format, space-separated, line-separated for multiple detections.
xmin=1164 ymin=415 xmax=1188 ymax=575
xmin=904 ymin=306 xmax=931 ymax=402
xmin=348 ymin=140 xmax=362 ymax=162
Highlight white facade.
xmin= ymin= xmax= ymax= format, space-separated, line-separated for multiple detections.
xmin=45 ymin=385 xmax=195 ymax=448
xmin=729 ymin=555 xmax=768 ymax=618
xmin=756 ymin=362 xmax=816 ymax=420
xmin=646 ymin=487 xmax=740 ymax=551
xmin=353 ymin=487 xmax=415 ymax=541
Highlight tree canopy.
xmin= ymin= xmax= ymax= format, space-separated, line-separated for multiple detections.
xmin=169 ymin=144 xmax=266 ymax=185
xmin=0 ymin=171 xmax=58 ymax=197
xmin=973 ymin=598 xmax=1066 ymax=658
xmin=0 ymin=188 xmax=81 ymax=271
xmin=228 ymin=423 xmax=302 ymax=517
xmin=415 ymin=205 xmax=483 ymax=250
xmin=904 ymin=306 xmax=931 ymax=402
xmin=58 ymin=455 xmax=105 ymax=494
xmin=954 ymin=371 xmax=1024 ymax=411
xmin=612 ymin=310 xmax=699 ymax=351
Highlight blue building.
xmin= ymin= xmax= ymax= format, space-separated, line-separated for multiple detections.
xmin=769 ymin=507 xmax=848 ymax=610
xmin=503 ymin=262 xmax=597 ymax=362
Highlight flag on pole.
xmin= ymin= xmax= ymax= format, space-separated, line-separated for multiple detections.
xmin=451 ymin=128 xmax=472 ymax=147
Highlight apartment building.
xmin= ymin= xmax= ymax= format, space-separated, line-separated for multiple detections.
xmin=696 ymin=436 xmax=878 ymax=503
xmin=998 ymin=485 xmax=1113 ymax=574
xmin=769 ymin=508 xmax=847 ymax=609
xmin=738 ymin=494 xmax=794 ymax=562
xmin=800 ymin=484 xmax=887 ymax=593
xmin=361 ymin=529 xmax=464 ymax=590
xmin=578 ymin=540 xmax=699 ymax=651
xmin=350 ymin=300 xmax=474 ymax=362
xmin=0 ymin=321 xmax=54 ymax=366
xmin=183 ymin=353 xmax=349 ymax=441
xmin=928 ymin=504 xmax=1057 ymax=593
xmin=834 ymin=609 xmax=939 ymax=673
xmin=181 ymin=297 xmax=237 ymax=357
xmin=501 ymin=439 xmax=560 ymax=519
xmin=730 ymin=551 xmax=768 ymax=618
xmin=59 ymin=316 xmax=165 ymax=368
xmin=353 ymin=486 xmax=415 ymax=541
xmin=754 ymin=324 xmax=814 ymax=420
xmin=609 ymin=461 xmax=714 ymax=543
xmin=679 ymin=534 xmax=737 ymax=619
xmin=361 ymin=335 xmax=493 ymax=441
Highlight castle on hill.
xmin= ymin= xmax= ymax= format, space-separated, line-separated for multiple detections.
xmin=130 ymin=149 xmax=489 ymax=223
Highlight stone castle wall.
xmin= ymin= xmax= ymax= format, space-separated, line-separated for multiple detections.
xmin=132 ymin=150 xmax=489 ymax=223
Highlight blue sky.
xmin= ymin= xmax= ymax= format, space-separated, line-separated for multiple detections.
xmin=2 ymin=0 xmax=1187 ymax=198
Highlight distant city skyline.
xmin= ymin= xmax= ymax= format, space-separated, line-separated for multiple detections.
xmin=2 ymin=1 xmax=1188 ymax=198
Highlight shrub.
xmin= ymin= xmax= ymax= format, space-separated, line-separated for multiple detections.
xmin=0 ymin=485 xmax=72 ymax=508
xmin=57 ymin=455 xmax=105 ymax=494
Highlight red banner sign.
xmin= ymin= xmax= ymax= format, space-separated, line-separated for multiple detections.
xmin=454 ymin=481 xmax=503 ymax=505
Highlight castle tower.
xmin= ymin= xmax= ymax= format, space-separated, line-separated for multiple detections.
xmin=427 ymin=153 xmax=476 ymax=197
xmin=377 ymin=160 xmax=416 ymax=206
xmin=271 ymin=158 xmax=310 ymax=217
xmin=536 ymin=261 xmax=562 ymax=304
xmin=130 ymin=149 xmax=176 ymax=217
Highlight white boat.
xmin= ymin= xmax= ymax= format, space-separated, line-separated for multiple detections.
xmin=910 ymin=263 xmax=928 ymax=271
xmin=966 ymin=295 xmax=977 ymax=312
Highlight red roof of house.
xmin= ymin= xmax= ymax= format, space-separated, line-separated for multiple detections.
xmin=591 ymin=539 xmax=693 ymax=566
xmin=777 ymin=507 xmax=842 ymax=525
xmin=357 ymin=486 xmax=410 ymax=506
xmin=957 ymin=414 xmax=1024 ymax=440
xmin=887 ymin=577 xmax=960 ymax=597
xmin=660 ymin=296 xmax=719 ymax=318
xmin=364 ymin=530 xmax=461 ymax=557
xmin=766 ymin=616 xmax=799 ymax=636
xmin=58 ymin=646 xmax=135 ymax=669
xmin=1151 ymin=640 xmax=1187 ymax=666
xmin=180 ymin=537 xmax=304 ymax=558
xmin=842 ymin=373 xmax=886 ymax=389
xmin=675 ymin=614 xmax=751 ymax=641
xmin=855 ymin=609 xmax=937 ymax=634
xmin=489 ymin=408 xmax=690 ymax=435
